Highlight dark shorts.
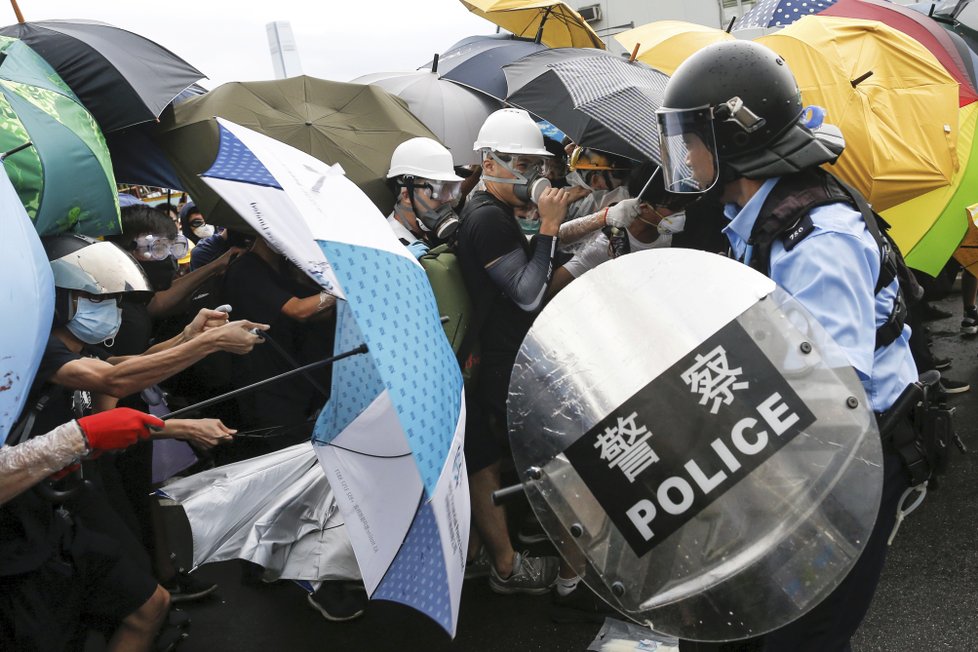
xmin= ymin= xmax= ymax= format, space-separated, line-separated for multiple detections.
xmin=463 ymin=359 xmax=513 ymax=474
xmin=0 ymin=523 xmax=157 ymax=652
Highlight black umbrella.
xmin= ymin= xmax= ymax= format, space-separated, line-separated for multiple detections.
xmin=0 ymin=18 xmax=205 ymax=132
xmin=421 ymin=34 xmax=547 ymax=100
xmin=503 ymin=48 xmax=669 ymax=163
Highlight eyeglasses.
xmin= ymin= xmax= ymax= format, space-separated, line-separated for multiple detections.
xmin=131 ymin=234 xmax=189 ymax=261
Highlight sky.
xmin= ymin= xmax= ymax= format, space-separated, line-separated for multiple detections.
xmin=10 ymin=0 xmax=496 ymax=87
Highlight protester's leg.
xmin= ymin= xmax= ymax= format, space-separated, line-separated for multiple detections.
xmin=470 ymin=461 xmax=517 ymax=576
xmin=107 ymin=585 xmax=170 ymax=652
xmin=961 ymin=270 xmax=978 ymax=334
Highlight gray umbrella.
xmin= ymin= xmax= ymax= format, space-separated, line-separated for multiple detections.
xmin=504 ymin=48 xmax=669 ymax=162
xmin=353 ymin=69 xmax=500 ymax=166
xmin=0 ymin=19 xmax=205 ymax=132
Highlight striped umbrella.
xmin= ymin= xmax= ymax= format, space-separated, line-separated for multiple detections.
xmin=503 ymin=48 xmax=669 ymax=162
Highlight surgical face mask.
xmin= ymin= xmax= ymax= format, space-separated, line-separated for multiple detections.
xmin=67 ymin=296 xmax=122 ymax=345
xmin=192 ymin=224 xmax=215 ymax=239
xmin=141 ymin=256 xmax=178 ymax=292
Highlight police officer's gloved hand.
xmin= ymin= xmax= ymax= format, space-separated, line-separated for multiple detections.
xmin=605 ymin=198 xmax=642 ymax=228
xmin=77 ymin=408 xmax=163 ymax=456
xmin=406 ymin=240 xmax=430 ymax=259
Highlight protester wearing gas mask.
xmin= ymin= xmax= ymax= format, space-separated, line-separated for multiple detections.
xmin=455 ymin=108 xmax=569 ymax=597
xmin=385 ymin=137 xmax=464 ymax=258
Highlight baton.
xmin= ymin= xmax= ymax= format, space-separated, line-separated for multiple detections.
xmin=159 ymin=344 xmax=368 ymax=420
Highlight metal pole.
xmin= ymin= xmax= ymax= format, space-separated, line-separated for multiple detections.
xmin=160 ymin=343 xmax=367 ymax=420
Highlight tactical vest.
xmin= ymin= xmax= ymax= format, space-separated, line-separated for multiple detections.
xmin=746 ymin=168 xmax=919 ymax=350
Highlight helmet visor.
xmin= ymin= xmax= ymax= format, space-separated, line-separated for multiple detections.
xmin=655 ymin=107 xmax=719 ymax=194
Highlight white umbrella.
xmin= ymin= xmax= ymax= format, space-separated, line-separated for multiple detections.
xmin=197 ymin=118 xmax=469 ymax=637
xmin=353 ymin=69 xmax=499 ymax=166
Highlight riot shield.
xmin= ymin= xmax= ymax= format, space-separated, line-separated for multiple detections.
xmin=508 ymin=248 xmax=883 ymax=641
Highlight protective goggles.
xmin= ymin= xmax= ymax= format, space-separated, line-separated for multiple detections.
xmin=131 ymin=234 xmax=189 ymax=261
xmin=417 ymin=179 xmax=463 ymax=202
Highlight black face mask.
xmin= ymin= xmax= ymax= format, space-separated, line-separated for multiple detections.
xmin=141 ymin=257 xmax=178 ymax=292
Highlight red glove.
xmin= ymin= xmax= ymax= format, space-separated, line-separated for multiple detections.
xmin=76 ymin=408 xmax=163 ymax=453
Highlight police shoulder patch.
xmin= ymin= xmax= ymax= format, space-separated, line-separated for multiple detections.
xmin=781 ymin=213 xmax=815 ymax=251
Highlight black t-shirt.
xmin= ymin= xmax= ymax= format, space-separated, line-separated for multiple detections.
xmin=222 ymin=252 xmax=333 ymax=429
xmin=457 ymin=192 xmax=537 ymax=364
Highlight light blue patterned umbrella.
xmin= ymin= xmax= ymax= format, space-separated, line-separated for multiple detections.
xmin=198 ymin=118 xmax=469 ymax=636
xmin=738 ymin=0 xmax=837 ymax=29
xmin=0 ymin=162 xmax=53 ymax=443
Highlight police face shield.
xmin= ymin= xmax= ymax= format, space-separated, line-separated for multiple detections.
xmin=656 ymin=107 xmax=719 ymax=194
xmin=507 ymin=249 xmax=883 ymax=641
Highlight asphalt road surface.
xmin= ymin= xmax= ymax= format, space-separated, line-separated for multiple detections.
xmin=172 ymin=291 xmax=978 ymax=652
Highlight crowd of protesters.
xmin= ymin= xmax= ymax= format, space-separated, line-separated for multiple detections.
xmin=2 ymin=38 xmax=976 ymax=652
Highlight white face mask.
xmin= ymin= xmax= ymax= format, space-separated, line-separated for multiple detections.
xmin=657 ymin=210 xmax=686 ymax=235
xmin=192 ymin=224 xmax=215 ymax=239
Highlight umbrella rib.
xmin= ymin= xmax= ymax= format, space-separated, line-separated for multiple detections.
xmin=326 ymin=442 xmax=412 ymax=459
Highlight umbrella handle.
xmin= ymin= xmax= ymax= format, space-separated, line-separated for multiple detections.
xmin=9 ymin=0 xmax=24 ymax=23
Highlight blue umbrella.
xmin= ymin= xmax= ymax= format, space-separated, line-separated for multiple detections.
xmin=737 ymin=0 xmax=837 ymax=29
xmin=0 ymin=162 xmax=54 ymax=444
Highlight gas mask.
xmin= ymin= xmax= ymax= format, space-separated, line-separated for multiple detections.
xmin=67 ymin=296 xmax=122 ymax=345
xmin=484 ymin=152 xmax=552 ymax=205
xmin=403 ymin=178 xmax=462 ymax=241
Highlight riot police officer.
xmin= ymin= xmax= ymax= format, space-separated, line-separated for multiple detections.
xmin=655 ymin=40 xmax=918 ymax=651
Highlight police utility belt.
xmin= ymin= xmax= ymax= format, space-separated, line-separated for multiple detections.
xmin=876 ymin=371 xmax=961 ymax=487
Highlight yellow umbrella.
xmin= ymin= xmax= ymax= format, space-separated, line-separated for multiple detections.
xmin=757 ymin=15 xmax=959 ymax=212
xmin=460 ymin=0 xmax=605 ymax=49
xmin=881 ymin=103 xmax=977 ymax=275
xmin=614 ymin=20 xmax=733 ymax=75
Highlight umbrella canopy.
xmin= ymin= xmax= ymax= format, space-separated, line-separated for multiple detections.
xmin=820 ymin=0 xmax=978 ymax=106
xmin=460 ymin=0 xmax=604 ymax=49
xmin=738 ymin=0 xmax=837 ymax=29
xmin=153 ymin=76 xmax=438 ymax=229
xmin=421 ymin=34 xmax=547 ymax=100
xmin=504 ymin=48 xmax=669 ymax=162
xmin=613 ymin=20 xmax=734 ymax=75
xmin=198 ymin=118 xmax=469 ymax=636
xmin=757 ymin=16 xmax=960 ymax=212
xmin=0 ymin=35 xmax=119 ymax=236
xmin=0 ymin=164 xmax=53 ymax=445
xmin=880 ymin=103 xmax=978 ymax=275
xmin=0 ymin=19 xmax=205 ymax=132
xmin=160 ymin=443 xmax=359 ymax=582
xmin=352 ymin=69 xmax=500 ymax=166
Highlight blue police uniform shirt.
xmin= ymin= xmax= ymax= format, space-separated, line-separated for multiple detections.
xmin=723 ymin=177 xmax=917 ymax=413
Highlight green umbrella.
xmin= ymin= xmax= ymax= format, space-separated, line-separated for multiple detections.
xmin=153 ymin=76 xmax=439 ymax=229
xmin=0 ymin=35 xmax=119 ymax=236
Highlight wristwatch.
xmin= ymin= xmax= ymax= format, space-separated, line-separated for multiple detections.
xmin=317 ymin=290 xmax=330 ymax=311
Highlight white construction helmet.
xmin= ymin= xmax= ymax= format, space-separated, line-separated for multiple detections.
xmin=387 ymin=137 xmax=463 ymax=182
xmin=473 ymin=108 xmax=552 ymax=157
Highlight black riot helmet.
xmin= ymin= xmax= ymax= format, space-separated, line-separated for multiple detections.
xmin=655 ymin=40 xmax=842 ymax=193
